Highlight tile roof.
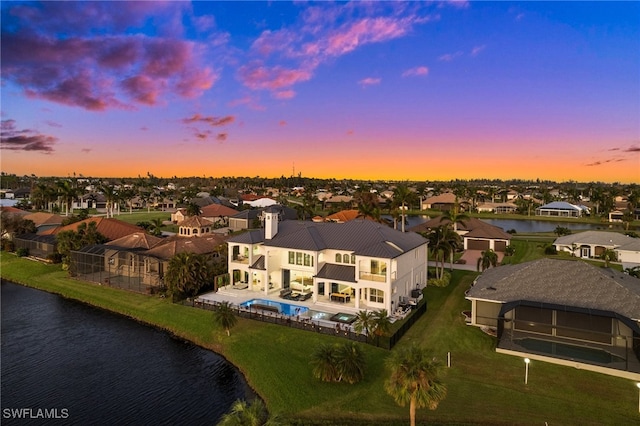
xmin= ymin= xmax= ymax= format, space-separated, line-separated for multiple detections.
xmin=180 ymin=216 xmax=214 ymax=227
xmin=144 ymin=234 xmax=226 ymax=259
xmin=200 ymin=204 xmax=239 ymax=217
xmin=41 ymin=217 xmax=144 ymax=241
xmin=466 ymin=258 xmax=640 ymax=321
xmin=23 ymin=212 xmax=64 ymax=226
xmin=105 ymin=232 xmax=164 ymax=249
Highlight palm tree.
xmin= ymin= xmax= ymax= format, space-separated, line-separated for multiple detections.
xmin=164 ymin=252 xmax=212 ymax=301
xmin=212 ymin=301 xmax=237 ymax=336
xmin=371 ymin=309 xmax=392 ymax=346
xmin=426 ymin=226 xmax=451 ymax=280
xmin=217 ymin=398 xmax=269 ymax=426
xmin=477 ymin=249 xmax=499 ymax=272
xmin=310 ymin=344 xmax=339 ymax=383
xmin=100 ymin=185 xmax=119 ymax=218
xmin=149 ymin=217 xmax=164 ymax=237
xmin=185 ymin=202 xmax=202 ymax=217
xmin=353 ymin=310 xmax=375 ymax=342
xmin=393 ymin=183 xmax=413 ymax=232
xmin=600 ymin=249 xmax=617 ymax=268
xmin=334 ymin=342 xmax=366 ymax=384
xmin=442 ymin=201 xmax=469 ymax=233
xmin=56 ymin=179 xmax=78 ymax=216
xmin=385 ymin=344 xmax=447 ymax=426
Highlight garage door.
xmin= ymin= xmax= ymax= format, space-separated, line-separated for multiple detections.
xmin=467 ymin=239 xmax=490 ymax=250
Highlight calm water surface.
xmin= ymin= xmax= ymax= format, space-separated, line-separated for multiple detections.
xmin=1 ymin=281 xmax=251 ymax=425
xmin=402 ymin=216 xmax=608 ymax=233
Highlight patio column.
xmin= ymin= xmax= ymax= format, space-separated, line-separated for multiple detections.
xmin=354 ymin=287 xmax=360 ymax=310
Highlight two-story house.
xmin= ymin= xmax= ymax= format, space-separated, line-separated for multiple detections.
xmin=227 ymin=207 xmax=429 ymax=313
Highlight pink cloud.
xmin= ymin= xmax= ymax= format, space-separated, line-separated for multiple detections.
xmin=402 ymin=66 xmax=429 ymax=77
xmin=183 ymin=114 xmax=235 ymax=127
xmin=228 ymin=95 xmax=266 ymax=111
xmin=1 ymin=119 xmax=57 ymax=153
xmin=273 ymin=90 xmax=296 ymax=100
xmin=279 ymin=120 xmax=287 ymax=126
xmin=1 ymin=3 xmax=217 ymax=111
xmin=238 ymin=62 xmax=312 ymax=91
xmin=359 ymin=77 xmax=381 ymax=87
xmin=438 ymin=51 xmax=463 ymax=62
xmin=216 ymin=133 xmax=228 ymax=142
xmin=471 ymin=45 xmax=486 ymax=56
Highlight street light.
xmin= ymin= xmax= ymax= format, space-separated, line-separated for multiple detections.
xmin=524 ymin=358 xmax=530 ymax=385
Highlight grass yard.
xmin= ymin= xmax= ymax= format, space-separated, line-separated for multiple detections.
xmin=107 ymin=211 xmax=173 ymax=225
xmin=1 ymin=253 xmax=638 ymax=425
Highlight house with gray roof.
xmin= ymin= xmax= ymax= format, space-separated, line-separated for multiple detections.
xmin=227 ymin=211 xmax=428 ymax=313
xmin=466 ymin=258 xmax=640 ymax=379
xmin=535 ymin=201 xmax=589 ymax=218
xmin=554 ymin=230 xmax=640 ymax=268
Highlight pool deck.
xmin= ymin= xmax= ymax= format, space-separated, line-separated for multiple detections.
xmin=196 ymin=286 xmax=361 ymax=318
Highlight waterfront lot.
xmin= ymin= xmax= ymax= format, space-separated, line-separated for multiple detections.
xmin=1 ymin=252 xmax=637 ymax=425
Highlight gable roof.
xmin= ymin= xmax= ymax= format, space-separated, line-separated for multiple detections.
xmin=23 ymin=212 xmax=64 ymax=227
xmin=105 ymin=232 xmax=164 ymax=250
xmin=537 ymin=201 xmax=582 ymax=211
xmin=180 ymin=216 xmax=214 ymax=227
xmin=200 ymin=203 xmax=239 ymax=217
xmin=466 ymin=258 xmax=640 ymax=321
xmin=41 ymin=217 xmax=144 ymax=241
xmin=144 ymin=234 xmax=226 ymax=259
xmin=408 ymin=216 xmax=510 ymax=241
xmin=423 ymin=193 xmax=457 ymax=205
xmin=230 ymin=219 xmax=427 ymax=259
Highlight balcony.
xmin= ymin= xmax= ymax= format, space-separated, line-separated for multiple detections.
xmin=359 ymin=271 xmax=387 ymax=282
xmin=232 ymin=255 xmax=249 ymax=264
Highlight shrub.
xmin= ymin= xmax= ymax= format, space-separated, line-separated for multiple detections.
xmin=1 ymin=239 xmax=15 ymax=252
xmin=428 ymin=271 xmax=451 ymax=287
xmin=16 ymin=247 xmax=29 ymax=257
xmin=47 ymin=253 xmax=63 ymax=264
xmin=544 ymin=245 xmax=557 ymax=255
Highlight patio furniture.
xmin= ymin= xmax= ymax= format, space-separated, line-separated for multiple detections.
xmin=330 ymin=293 xmax=350 ymax=303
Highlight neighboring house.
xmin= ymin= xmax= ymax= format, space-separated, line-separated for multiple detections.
xmin=13 ymin=233 xmax=58 ymax=259
xmin=177 ymin=216 xmax=214 ymax=237
xmin=23 ymin=212 xmax=64 ymax=233
xmin=0 ymin=206 xmax=30 ymax=240
xmin=409 ymin=216 xmax=512 ymax=253
xmin=421 ymin=193 xmax=458 ymax=211
xmin=227 ymin=208 xmax=428 ymax=313
xmin=465 ymin=258 xmax=640 ymax=379
xmin=71 ymin=232 xmax=226 ymax=293
xmin=41 ymin=217 xmax=144 ymax=241
xmin=476 ymin=202 xmax=518 ymax=214
xmin=553 ymin=230 xmax=640 ymax=268
xmin=171 ymin=208 xmax=188 ymax=224
xmin=324 ymin=209 xmax=362 ymax=223
xmin=323 ymin=195 xmax=355 ymax=208
xmin=201 ymin=203 xmax=239 ymax=226
xmin=244 ymin=197 xmax=278 ymax=208
xmin=228 ymin=205 xmax=297 ymax=232
xmin=535 ymin=201 xmax=589 ymax=218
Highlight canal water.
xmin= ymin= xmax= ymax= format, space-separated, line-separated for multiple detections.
xmin=1 ymin=281 xmax=251 ymax=425
xmin=400 ymin=216 xmax=610 ymax=233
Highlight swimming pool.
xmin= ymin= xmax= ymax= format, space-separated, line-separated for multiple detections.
xmin=514 ymin=338 xmax=625 ymax=365
xmin=240 ymin=299 xmax=309 ymax=316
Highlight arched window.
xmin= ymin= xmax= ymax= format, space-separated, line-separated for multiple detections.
xmin=335 ymin=253 xmax=342 ymax=263
xmin=350 ymin=254 xmax=355 ymax=264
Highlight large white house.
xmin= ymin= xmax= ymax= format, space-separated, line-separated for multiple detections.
xmin=227 ymin=207 xmax=429 ymax=313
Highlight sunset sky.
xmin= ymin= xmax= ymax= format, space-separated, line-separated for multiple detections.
xmin=1 ymin=1 xmax=638 ymax=183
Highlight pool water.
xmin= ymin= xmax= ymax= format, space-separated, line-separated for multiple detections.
xmin=514 ymin=338 xmax=625 ymax=364
xmin=330 ymin=313 xmax=358 ymax=324
xmin=240 ymin=299 xmax=309 ymax=316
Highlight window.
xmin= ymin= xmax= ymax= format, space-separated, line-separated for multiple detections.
xmin=350 ymin=254 xmax=356 ymax=264
xmin=296 ymin=252 xmax=303 ymax=265
xmin=336 ymin=253 xmax=342 ymax=263
xmin=304 ymin=254 xmax=313 ymax=267
xmin=288 ymin=251 xmax=295 ymax=264
xmin=369 ymin=289 xmax=384 ymax=303
xmin=371 ymin=260 xmax=386 ymax=275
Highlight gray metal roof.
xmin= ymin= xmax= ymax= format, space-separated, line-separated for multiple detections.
xmin=256 ymin=219 xmax=427 ymax=259
xmin=466 ymin=258 xmax=640 ymax=320
xmin=250 ymin=255 xmax=265 ymax=270
xmin=316 ymin=263 xmax=356 ymax=283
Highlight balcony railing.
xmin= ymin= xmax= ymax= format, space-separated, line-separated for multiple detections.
xmin=359 ymin=272 xmax=387 ymax=282
xmin=232 ymin=255 xmax=249 ymax=264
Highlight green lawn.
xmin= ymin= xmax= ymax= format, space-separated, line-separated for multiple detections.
xmin=1 ymin=252 xmax=638 ymax=425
